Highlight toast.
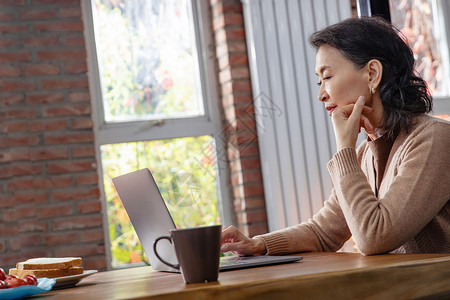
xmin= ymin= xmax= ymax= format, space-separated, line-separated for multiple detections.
xmin=9 ymin=257 xmax=84 ymax=278
xmin=17 ymin=257 xmax=82 ymax=270
xmin=9 ymin=266 xmax=84 ymax=278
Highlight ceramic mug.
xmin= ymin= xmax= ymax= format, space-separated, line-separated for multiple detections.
xmin=153 ymin=224 xmax=222 ymax=284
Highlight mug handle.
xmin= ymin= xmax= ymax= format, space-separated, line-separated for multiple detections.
xmin=153 ymin=236 xmax=180 ymax=269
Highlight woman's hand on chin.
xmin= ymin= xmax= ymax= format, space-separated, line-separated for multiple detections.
xmin=331 ymin=96 xmax=374 ymax=150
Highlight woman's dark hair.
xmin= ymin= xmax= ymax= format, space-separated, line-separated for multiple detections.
xmin=309 ymin=16 xmax=432 ymax=138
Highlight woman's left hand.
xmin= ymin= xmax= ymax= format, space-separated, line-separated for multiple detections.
xmin=331 ymin=96 xmax=374 ymax=150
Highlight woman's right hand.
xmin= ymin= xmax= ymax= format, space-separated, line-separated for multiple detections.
xmin=220 ymin=225 xmax=267 ymax=256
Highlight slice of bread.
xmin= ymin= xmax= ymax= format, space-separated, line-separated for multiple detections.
xmin=17 ymin=257 xmax=82 ymax=270
xmin=9 ymin=266 xmax=84 ymax=278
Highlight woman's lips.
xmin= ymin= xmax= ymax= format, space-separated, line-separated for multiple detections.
xmin=326 ymin=106 xmax=336 ymax=116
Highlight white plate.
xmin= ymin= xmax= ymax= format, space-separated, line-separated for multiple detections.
xmin=52 ymin=270 xmax=98 ymax=289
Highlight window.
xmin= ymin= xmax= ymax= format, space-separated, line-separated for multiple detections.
xmin=82 ymin=0 xmax=230 ymax=268
xmin=390 ymin=0 xmax=450 ymax=117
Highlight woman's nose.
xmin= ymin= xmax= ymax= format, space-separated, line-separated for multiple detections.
xmin=318 ymin=87 xmax=328 ymax=102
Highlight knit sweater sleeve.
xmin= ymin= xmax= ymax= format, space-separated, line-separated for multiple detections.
xmin=327 ymin=119 xmax=450 ymax=255
xmin=255 ymin=189 xmax=351 ymax=255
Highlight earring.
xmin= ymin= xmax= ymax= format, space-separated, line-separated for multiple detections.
xmin=370 ymin=87 xmax=376 ymax=95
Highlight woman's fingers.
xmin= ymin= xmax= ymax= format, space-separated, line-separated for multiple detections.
xmin=220 ymin=226 xmax=263 ymax=256
xmin=331 ymin=96 xmax=375 ymax=150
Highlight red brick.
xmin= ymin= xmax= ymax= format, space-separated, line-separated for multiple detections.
xmin=59 ymin=6 xmax=81 ymax=18
xmin=41 ymin=77 xmax=88 ymax=89
xmin=3 ymin=163 xmax=42 ymax=178
xmin=240 ymin=157 xmax=261 ymax=170
xmin=14 ymin=191 xmax=48 ymax=204
xmin=80 ymin=229 xmax=104 ymax=243
xmin=212 ymin=1 xmax=243 ymax=18
xmin=0 ymin=79 xmax=35 ymax=92
xmin=33 ymin=176 xmax=74 ymax=189
xmin=51 ymin=187 xmax=99 ymax=201
xmin=0 ymin=24 xmax=28 ymax=34
xmin=6 ymin=178 xmax=34 ymax=190
xmin=55 ymin=243 xmax=105 ymax=257
xmin=3 ymin=206 xmax=36 ymax=222
xmin=34 ymin=20 xmax=83 ymax=32
xmin=83 ymin=255 xmax=107 ymax=271
xmin=239 ymin=144 xmax=260 ymax=158
xmin=72 ymin=145 xmax=95 ymax=157
xmin=37 ymin=49 xmax=86 ymax=61
xmin=37 ymin=204 xmax=74 ymax=218
xmin=0 ymin=241 xmax=5 ymax=252
xmin=0 ymin=224 xmax=19 ymax=236
xmin=0 ymin=37 xmax=18 ymax=48
xmin=1 ymin=94 xmax=24 ymax=106
xmin=222 ymin=1 xmax=243 ymax=13
xmin=42 ymin=104 xmax=90 ymax=117
xmin=0 ymin=64 xmax=21 ymax=77
xmin=52 ymin=215 xmax=103 ymax=231
xmin=6 ymin=107 xmax=37 ymax=119
xmin=64 ymin=60 xmax=87 ymax=74
xmin=237 ymin=209 xmax=267 ymax=224
xmin=0 ymin=255 xmax=23 ymax=268
xmin=70 ymin=118 xmax=93 ymax=130
xmin=68 ymin=91 xmax=90 ymax=102
xmin=7 ymin=176 xmax=73 ymax=190
xmin=242 ymin=184 xmax=264 ymax=197
xmin=18 ymin=219 xmax=47 ymax=233
xmin=27 ymin=92 xmax=64 ymax=104
xmin=29 ymin=119 xmax=67 ymax=132
xmin=30 ymin=148 xmax=68 ymax=161
xmin=44 ymin=132 xmax=94 ymax=145
xmin=2 ymin=121 xmax=28 ymax=133
xmin=78 ymin=201 xmax=102 ymax=213
xmin=0 ymin=11 xmax=14 ymax=21
xmin=22 ymin=36 xmax=59 ymax=47
xmin=23 ymin=63 xmax=60 ymax=76
xmin=10 ymin=234 xmax=42 ymax=250
xmin=0 ymin=195 xmax=15 ymax=208
xmin=0 ymin=0 xmax=25 ymax=5
xmin=19 ymin=9 xmax=57 ymax=20
xmin=213 ymin=13 xmax=244 ymax=31
xmin=0 ymin=136 xmax=40 ymax=148
xmin=234 ymin=196 xmax=265 ymax=211
xmin=44 ymin=232 xmax=79 ymax=246
xmin=0 ymin=51 xmax=31 ymax=63
xmin=76 ymin=173 xmax=98 ymax=186
xmin=246 ymin=223 xmax=268 ymax=237
xmin=47 ymin=160 xmax=96 ymax=174
xmin=219 ymin=54 xmax=248 ymax=69
xmin=61 ymin=36 xmax=85 ymax=47
xmin=32 ymin=0 xmax=79 ymax=4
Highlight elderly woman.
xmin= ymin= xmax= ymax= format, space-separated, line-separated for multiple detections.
xmin=221 ymin=17 xmax=450 ymax=256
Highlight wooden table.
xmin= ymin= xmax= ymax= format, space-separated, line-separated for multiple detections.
xmin=41 ymin=252 xmax=450 ymax=299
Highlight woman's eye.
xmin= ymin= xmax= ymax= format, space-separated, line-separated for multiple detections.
xmin=317 ymin=76 xmax=331 ymax=86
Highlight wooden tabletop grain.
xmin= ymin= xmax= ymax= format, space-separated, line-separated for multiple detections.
xmin=40 ymin=252 xmax=450 ymax=300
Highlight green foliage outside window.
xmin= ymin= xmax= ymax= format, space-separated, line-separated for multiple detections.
xmin=93 ymin=0 xmax=220 ymax=268
xmin=101 ymin=137 xmax=221 ymax=267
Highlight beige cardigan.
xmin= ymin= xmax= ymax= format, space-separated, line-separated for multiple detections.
xmin=257 ymin=114 xmax=450 ymax=255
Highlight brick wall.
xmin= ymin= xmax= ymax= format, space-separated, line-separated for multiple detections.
xmin=0 ymin=0 xmax=106 ymax=270
xmin=210 ymin=0 xmax=268 ymax=237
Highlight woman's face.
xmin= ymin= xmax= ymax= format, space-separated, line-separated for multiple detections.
xmin=315 ymin=45 xmax=371 ymax=116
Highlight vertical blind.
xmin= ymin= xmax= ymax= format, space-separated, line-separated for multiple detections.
xmin=242 ymin=0 xmax=352 ymax=231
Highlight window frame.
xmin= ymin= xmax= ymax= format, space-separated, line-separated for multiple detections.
xmin=433 ymin=0 xmax=450 ymax=115
xmin=82 ymin=0 xmax=232 ymax=269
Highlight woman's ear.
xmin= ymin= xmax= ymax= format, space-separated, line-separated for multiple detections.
xmin=367 ymin=59 xmax=383 ymax=90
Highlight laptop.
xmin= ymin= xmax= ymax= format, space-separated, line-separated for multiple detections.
xmin=112 ymin=168 xmax=302 ymax=272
